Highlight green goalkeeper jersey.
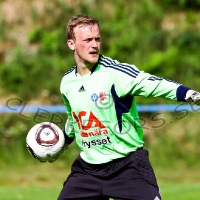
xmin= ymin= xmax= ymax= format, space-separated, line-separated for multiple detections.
xmin=60 ymin=54 xmax=189 ymax=164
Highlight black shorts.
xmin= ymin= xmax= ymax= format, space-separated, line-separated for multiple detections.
xmin=58 ymin=149 xmax=161 ymax=200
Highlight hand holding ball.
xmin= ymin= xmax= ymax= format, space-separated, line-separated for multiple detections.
xmin=26 ymin=122 xmax=65 ymax=162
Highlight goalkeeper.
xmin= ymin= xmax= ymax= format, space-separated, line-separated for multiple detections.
xmin=58 ymin=15 xmax=200 ymax=200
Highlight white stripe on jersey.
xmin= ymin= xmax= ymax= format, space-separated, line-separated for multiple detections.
xmin=64 ymin=66 xmax=76 ymax=76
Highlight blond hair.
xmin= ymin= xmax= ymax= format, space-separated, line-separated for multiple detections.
xmin=66 ymin=15 xmax=99 ymax=40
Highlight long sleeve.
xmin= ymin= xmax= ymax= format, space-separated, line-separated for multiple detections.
xmin=61 ymin=93 xmax=75 ymax=143
xmin=110 ymin=63 xmax=189 ymax=101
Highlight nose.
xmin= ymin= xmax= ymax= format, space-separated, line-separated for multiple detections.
xmin=91 ymin=39 xmax=98 ymax=47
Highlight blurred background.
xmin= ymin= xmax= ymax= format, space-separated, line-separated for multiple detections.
xmin=0 ymin=0 xmax=200 ymax=199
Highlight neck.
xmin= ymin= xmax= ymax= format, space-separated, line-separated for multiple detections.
xmin=76 ymin=59 xmax=98 ymax=76
xmin=77 ymin=65 xmax=92 ymax=76
xmin=74 ymin=54 xmax=100 ymax=76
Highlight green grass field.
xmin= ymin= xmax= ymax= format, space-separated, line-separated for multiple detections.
xmin=1 ymin=164 xmax=200 ymax=200
xmin=0 ymin=186 xmax=60 ymax=200
xmin=1 ymin=182 xmax=200 ymax=200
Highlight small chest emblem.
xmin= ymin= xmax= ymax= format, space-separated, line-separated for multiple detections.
xmin=91 ymin=93 xmax=98 ymax=102
xmin=78 ymin=85 xmax=85 ymax=92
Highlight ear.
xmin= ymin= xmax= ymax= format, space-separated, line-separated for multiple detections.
xmin=67 ymin=39 xmax=75 ymax=51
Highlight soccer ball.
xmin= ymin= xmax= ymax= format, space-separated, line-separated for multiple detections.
xmin=26 ymin=122 xmax=65 ymax=162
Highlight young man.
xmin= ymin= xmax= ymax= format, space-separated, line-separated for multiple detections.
xmin=58 ymin=15 xmax=200 ymax=200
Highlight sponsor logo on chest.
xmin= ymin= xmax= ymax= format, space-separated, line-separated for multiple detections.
xmin=72 ymin=111 xmax=112 ymax=149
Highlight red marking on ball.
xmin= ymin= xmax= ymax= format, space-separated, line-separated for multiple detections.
xmin=35 ymin=124 xmax=59 ymax=146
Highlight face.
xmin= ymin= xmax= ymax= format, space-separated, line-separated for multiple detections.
xmin=67 ymin=23 xmax=101 ymax=70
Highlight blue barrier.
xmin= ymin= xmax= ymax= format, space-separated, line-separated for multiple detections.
xmin=0 ymin=104 xmax=199 ymax=113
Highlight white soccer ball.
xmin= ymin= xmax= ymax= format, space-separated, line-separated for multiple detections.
xmin=26 ymin=122 xmax=65 ymax=162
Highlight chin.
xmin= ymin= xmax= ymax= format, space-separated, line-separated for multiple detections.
xmin=84 ymin=55 xmax=99 ymax=65
xmin=90 ymin=55 xmax=99 ymax=63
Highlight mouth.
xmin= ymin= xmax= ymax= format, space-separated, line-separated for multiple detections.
xmin=89 ymin=51 xmax=98 ymax=56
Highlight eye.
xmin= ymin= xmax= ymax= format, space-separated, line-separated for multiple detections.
xmin=84 ymin=38 xmax=92 ymax=43
xmin=95 ymin=37 xmax=101 ymax=42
